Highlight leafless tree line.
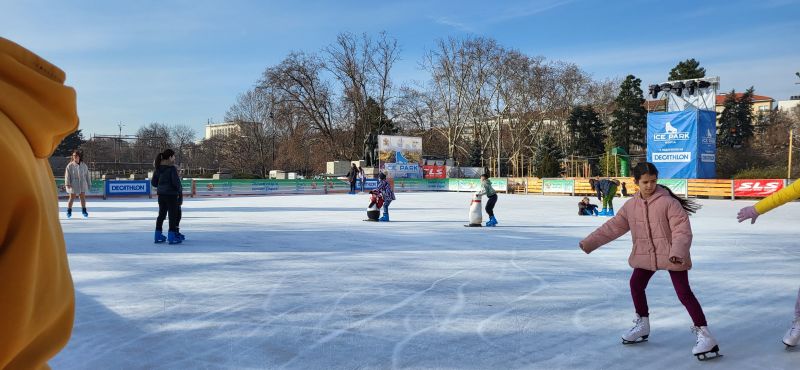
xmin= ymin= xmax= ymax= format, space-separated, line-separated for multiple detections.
xmin=82 ymin=33 xmax=621 ymax=177
xmin=211 ymin=32 xmax=622 ymax=177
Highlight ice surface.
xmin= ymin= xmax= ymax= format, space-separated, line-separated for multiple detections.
xmin=52 ymin=192 xmax=800 ymax=369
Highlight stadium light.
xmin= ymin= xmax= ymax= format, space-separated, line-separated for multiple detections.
xmin=698 ymin=80 xmax=711 ymax=89
xmin=648 ymin=84 xmax=661 ymax=99
xmin=686 ymin=81 xmax=698 ymax=95
xmin=672 ymin=82 xmax=685 ymax=97
xmin=660 ymin=83 xmax=673 ymax=92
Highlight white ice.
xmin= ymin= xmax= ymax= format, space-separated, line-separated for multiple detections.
xmin=52 ymin=192 xmax=800 ymax=369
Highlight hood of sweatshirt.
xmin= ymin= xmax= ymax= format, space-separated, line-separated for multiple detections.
xmin=0 ymin=37 xmax=79 ymax=158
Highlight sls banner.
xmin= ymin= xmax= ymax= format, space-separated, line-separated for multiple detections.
xmin=647 ymin=110 xmax=716 ymax=179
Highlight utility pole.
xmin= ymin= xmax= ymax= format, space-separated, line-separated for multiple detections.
xmin=789 ymin=129 xmax=794 ymax=179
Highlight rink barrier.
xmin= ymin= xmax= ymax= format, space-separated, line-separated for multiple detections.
xmin=55 ymin=178 xmax=793 ymax=200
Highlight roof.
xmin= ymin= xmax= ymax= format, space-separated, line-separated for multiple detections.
xmin=644 ymin=99 xmax=666 ymax=111
xmin=716 ymin=93 xmax=774 ymax=105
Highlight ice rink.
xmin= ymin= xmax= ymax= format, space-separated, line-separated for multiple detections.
xmin=52 ymin=192 xmax=800 ymax=369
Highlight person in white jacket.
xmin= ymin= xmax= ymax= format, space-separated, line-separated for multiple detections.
xmin=64 ymin=149 xmax=90 ymax=218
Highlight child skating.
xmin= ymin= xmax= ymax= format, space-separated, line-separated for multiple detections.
xmin=737 ymin=177 xmax=800 ymax=348
xmin=589 ymin=178 xmax=620 ymax=216
xmin=475 ymin=174 xmax=498 ymax=226
xmin=579 ymin=162 xmax=720 ymax=361
xmin=151 ymin=149 xmax=184 ymax=244
xmin=64 ymin=149 xmax=91 ymax=218
xmin=375 ymin=172 xmax=395 ymax=221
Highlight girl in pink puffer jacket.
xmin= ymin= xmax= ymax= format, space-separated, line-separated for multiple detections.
xmin=579 ymin=162 xmax=721 ymax=361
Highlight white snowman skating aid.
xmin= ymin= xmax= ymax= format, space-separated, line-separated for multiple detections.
xmin=466 ymin=193 xmax=482 ymax=227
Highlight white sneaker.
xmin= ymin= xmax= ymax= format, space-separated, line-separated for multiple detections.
xmin=783 ymin=318 xmax=800 ymax=347
xmin=622 ymin=315 xmax=650 ymax=344
xmin=691 ymin=326 xmax=721 ymax=360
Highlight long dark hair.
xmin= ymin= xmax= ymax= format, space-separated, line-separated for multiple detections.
xmin=633 ymin=162 xmax=700 ymax=215
xmin=72 ymin=149 xmax=83 ymax=164
xmin=153 ymin=149 xmax=176 ymax=169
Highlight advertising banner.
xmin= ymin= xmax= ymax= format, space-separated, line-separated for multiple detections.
xmin=657 ymin=179 xmax=688 ymax=196
xmin=542 ymin=179 xmax=574 ymax=194
xmin=422 ymin=165 xmax=446 ymax=179
xmin=647 ymin=110 xmax=716 ymax=179
xmin=56 ymin=179 xmax=104 ymax=197
xmin=378 ymin=135 xmax=423 ymax=178
xmin=106 ymin=180 xmax=150 ymax=196
xmin=734 ymin=179 xmax=785 ymax=197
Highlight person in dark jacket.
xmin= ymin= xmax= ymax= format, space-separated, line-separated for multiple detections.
xmin=621 ymin=182 xmax=629 ymax=197
xmin=151 ymin=149 xmax=183 ymax=244
xmin=578 ymin=197 xmax=599 ymax=216
xmin=347 ymin=163 xmax=358 ymax=194
xmin=589 ymin=178 xmax=620 ymax=216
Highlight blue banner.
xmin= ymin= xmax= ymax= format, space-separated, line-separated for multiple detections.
xmin=647 ymin=110 xmax=716 ymax=179
xmin=106 ymin=180 xmax=151 ymax=196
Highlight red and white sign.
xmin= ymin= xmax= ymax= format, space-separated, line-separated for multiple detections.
xmin=734 ymin=179 xmax=785 ymax=197
xmin=422 ymin=165 xmax=446 ymax=179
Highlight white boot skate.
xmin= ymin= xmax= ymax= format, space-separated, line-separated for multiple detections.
xmin=621 ymin=315 xmax=650 ymax=344
xmin=691 ymin=326 xmax=721 ymax=361
xmin=783 ymin=318 xmax=800 ymax=348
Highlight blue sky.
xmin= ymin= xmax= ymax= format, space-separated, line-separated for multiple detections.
xmin=2 ymin=0 xmax=798 ymax=137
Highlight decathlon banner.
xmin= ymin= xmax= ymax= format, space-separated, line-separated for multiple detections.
xmin=106 ymin=180 xmax=150 ymax=196
xmin=647 ymin=110 xmax=716 ymax=179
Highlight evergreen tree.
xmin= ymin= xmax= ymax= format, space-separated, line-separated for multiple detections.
xmin=53 ymin=129 xmax=85 ymax=157
xmin=668 ymin=58 xmax=706 ymax=81
xmin=566 ymin=105 xmax=605 ymax=172
xmin=533 ymin=132 xmax=563 ymax=178
xmin=468 ymin=137 xmax=483 ymax=167
xmin=364 ymin=97 xmax=397 ymax=135
xmin=717 ymin=88 xmax=755 ymax=148
xmin=610 ymin=75 xmax=647 ymax=154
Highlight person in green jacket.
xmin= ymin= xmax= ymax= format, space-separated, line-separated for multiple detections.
xmin=475 ymin=174 xmax=498 ymax=226
xmin=737 ymin=180 xmax=800 ymax=347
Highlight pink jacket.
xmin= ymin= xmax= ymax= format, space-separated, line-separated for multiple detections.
xmin=579 ymin=185 xmax=693 ymax=271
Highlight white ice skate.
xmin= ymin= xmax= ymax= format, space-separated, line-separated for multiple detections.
xmin=621 ymin=315 xmax=649 ymax=344
xmin=691 ymin=326 xmax=721 ymax=361
xmin=783 ymin=318 xmax=800 ymax=348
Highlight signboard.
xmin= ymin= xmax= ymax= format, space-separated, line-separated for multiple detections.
xmin=378 ymin=135 xmax=423 ymax=178
xmin=647 ymin=110 xmax=716 ymax=179
xmin=542 ymin=179 xmax=574 ymax=194
xmin=657 ymin=179 xmax=688 ymax=197
xmin=106 ymin=180 xmax=150 ymax=196
xmin=422 ymin=165 xmax=446 ymax=179
xmin=56 ymin=179 xmax=104 ymax=197
xmin=734 ymin=179 xmax=785 ymax=197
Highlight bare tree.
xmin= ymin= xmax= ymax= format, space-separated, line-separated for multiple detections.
xmin=263 ymin=52 xmax=343 ymax=158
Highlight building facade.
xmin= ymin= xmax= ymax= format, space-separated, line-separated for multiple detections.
xmin=204 ymin=121 xmax=261 ymax=140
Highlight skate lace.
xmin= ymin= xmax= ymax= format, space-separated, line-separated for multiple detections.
xmin=629 ymin=318 xmax=644 ymax=333
xmin=691 ymin=326 xmax=706 ymax=346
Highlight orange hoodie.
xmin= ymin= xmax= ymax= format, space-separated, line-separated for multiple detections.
xmin=0 ymin=38 xmax=77 ymax=369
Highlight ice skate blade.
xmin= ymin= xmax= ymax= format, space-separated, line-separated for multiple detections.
xmin=464 ymin=223 xmax=483 ymax=227
xmin=783 ymin=341 xmax=798 ymax=350
xmin=363 ymin=219 xmax=379 ymax=222
xmin=694 ymin=345 xmax=722 ymax=361
xmin=621 ymin=335 xmax=648 ymax=345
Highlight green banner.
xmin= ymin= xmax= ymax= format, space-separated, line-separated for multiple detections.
xmin=542 ymin=179 xmax=574 ymax=193
xmin=55 ymin=179 xmax=104 ymax=197
xmin=657 ymin=179 xmax=688 ymax=196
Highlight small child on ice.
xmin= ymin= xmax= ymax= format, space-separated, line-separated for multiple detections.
xmin=578 ymin=197 xmax=599 ymax=216
xmin=737 ymin=177 xmax=800 ymax=347
xmin=475 ymin=174 xmax=498 ymax=226
xmin=579 ymin=162 xmax=720 ymax=361
xmin=375 ymin=172 xmax=395 ymax=221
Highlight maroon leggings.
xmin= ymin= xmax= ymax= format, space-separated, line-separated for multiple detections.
xmin=630 ymin=268 xmax=708 ymax=327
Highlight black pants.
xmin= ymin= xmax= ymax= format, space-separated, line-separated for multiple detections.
xmin=485 ymin=194 xmax=498 ymax=217
xmin=350 ymin=180 xmax=356 ymax=193
xmin=156 ymin=194 xmax=180 ymax=232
